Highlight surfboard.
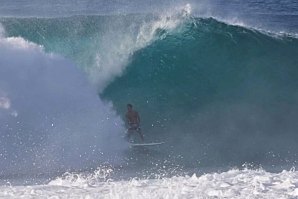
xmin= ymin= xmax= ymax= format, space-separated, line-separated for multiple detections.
xmin=130 ymin=142 xmax=165 ymax=147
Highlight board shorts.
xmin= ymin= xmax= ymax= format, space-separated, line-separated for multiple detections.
xmin=128 ymin=123 xmax=140 ymax=131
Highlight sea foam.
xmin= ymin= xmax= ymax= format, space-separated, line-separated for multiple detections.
xmin=1 ymin=168 xmax=298 ymax=198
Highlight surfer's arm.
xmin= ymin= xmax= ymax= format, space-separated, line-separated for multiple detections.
xmin=136 ymin=112 xmax=141 ymax=124
xmin=125 ymin=113 xmax=130 ymax=126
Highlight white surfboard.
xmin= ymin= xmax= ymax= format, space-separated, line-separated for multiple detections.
xmin=130 ymin=142 xmax=165 ymax=147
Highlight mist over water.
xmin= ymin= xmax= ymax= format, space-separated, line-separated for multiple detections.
xmin=0 ymin=33 xmax=127 ymax=176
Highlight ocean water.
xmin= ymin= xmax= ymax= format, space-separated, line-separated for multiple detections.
xmin=1 ymin=1 xmax=298 ymax=198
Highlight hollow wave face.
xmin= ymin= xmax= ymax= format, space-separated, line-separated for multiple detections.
xmin=102 ymin=17 xmax=298 ymax=168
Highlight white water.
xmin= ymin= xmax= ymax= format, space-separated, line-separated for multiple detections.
xmin=1 ymin=169 xmax=298 ymax=198
xmin=0 ymin=29 xmax=127 ymax=174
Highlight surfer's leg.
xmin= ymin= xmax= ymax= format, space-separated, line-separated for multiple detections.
xmin=126 ymin=129 xmax=132 ymax=141
xmin=137 ymin=128 xmax=144 ymax=142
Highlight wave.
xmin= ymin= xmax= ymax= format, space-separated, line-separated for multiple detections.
xmin=1 ymin=9 xmax=298 ymax=173
xmin=0 ymin=11 xmax=189 ymax=91
xmin=0 ymin=5 xmax=193 ymax=177
xmin=102 ymin=17 xmax=298 ymax=168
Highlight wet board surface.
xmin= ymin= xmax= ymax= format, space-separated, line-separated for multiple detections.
xmin=130 ymin=142 xmax=165 ymax=147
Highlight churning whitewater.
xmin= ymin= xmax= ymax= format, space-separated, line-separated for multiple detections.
xmin=1 ymin=2 xmax=298 ymax=198
xmin=2 ymin=168 xmax=298 ymax=198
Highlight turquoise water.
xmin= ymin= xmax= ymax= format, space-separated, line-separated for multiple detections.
xmin=103 ymin=16 xmax=298 ymax=167
xmin=1 ymin=3 xmax=298 ymax=194
xmin=2 ymin=14 xmax=298 ymax=171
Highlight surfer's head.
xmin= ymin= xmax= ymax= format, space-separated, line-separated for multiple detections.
xmin=127 ymin=103 xmax=133 ymax=111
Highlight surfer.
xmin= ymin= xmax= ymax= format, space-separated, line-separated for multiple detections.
xmin=125 ymin=104 xmax=144 ymax=142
